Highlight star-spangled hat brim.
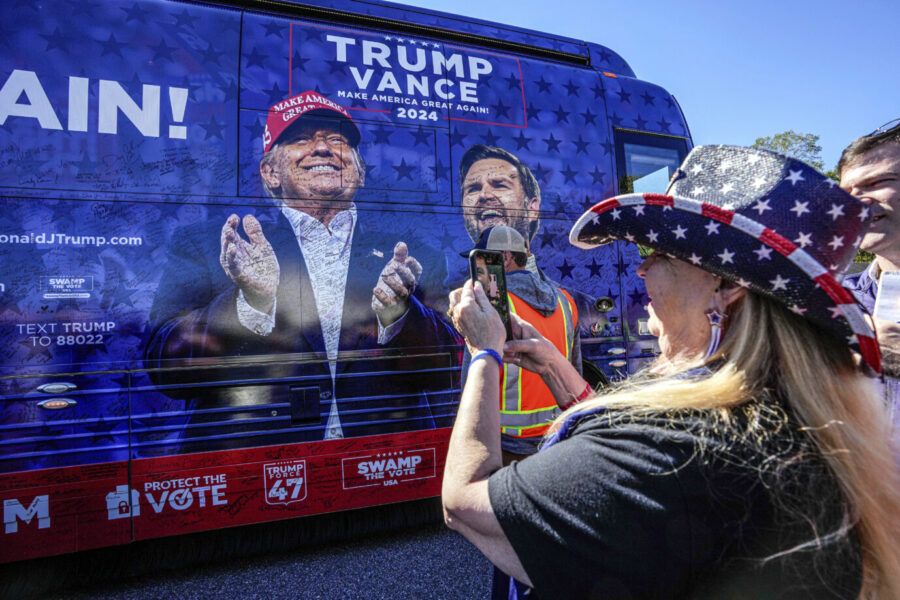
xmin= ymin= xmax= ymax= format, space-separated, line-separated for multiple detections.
xmin=570 ymin=190 xmax=880 ymax=373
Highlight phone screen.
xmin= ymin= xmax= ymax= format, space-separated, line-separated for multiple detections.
xmin=468 ymin=250 xmax=512 ymax=339
xmin=874 ymin=271 xmax=900 ymax=323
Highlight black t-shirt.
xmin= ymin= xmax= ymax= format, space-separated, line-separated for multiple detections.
xmin=488 ymin=400 xmax=861 ymax=600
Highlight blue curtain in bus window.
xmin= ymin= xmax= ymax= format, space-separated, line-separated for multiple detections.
xmin=624 ymin=143 xmax=681 ymax=194
xmin=612 ymin=131 xmax=688 ymax=347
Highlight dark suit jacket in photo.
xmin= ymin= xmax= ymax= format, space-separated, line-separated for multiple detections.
xmin=144 ymin=209 xmax=462 ymax=448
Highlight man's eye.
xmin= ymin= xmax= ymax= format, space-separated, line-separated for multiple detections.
xmin=327 ymin=136 xmax=346 ymax=145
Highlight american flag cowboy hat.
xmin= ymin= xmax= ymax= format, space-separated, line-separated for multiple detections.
xmin=570 ymin=145 xmax=881 ymax=372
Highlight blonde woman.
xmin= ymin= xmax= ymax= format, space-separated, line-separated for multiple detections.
xmin=443 ymin=145 xmax=900 ymax=599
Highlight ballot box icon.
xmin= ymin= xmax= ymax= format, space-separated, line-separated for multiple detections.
xmin=106 ymin=485 xmax=140 ymax=520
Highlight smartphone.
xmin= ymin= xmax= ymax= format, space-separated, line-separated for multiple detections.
xmin=468 ymin=249 xmax=513 ymax=340
xmin=874 ymin=271 xmax=900 ymax=323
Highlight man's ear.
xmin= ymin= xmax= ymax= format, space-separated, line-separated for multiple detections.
xmin=526 ymin=196 xmax=540 ymax=216
xmin=502 ymin=250 xmax=516 ymax=271
xmin=259 ymin=159 xmax=280 ymax=190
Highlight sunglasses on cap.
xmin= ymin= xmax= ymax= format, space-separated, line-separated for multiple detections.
xmin=866 ymin=118 xmax=900 ymax=138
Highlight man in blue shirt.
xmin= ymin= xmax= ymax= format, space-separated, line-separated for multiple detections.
xmin=839 ymin=119 xmax=900 ymax=396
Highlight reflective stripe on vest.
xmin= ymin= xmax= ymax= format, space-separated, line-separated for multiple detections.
xmin=501 ymin=288 xmax=578 ymax=438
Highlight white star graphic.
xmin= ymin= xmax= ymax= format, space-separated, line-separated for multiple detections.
xmin=858 ymin=206 xmax=870 ymax=221
xmin=705 ymin=221 xmax=720 ymax=235
xmin=662 ymin=204 xmax=673 ymax=211
xmin=736 ymin=278 xmax=751 ymax=288
xmin=847 ymin=334 xmax=858 ymax=346
xmin=692 ymin=186 xmax=706 ymax=196
xmin=827 ymin=306 xmax=843 ymax=319
xmin=689 ymin=253 xmax=702 ymax=265
xmin=752 ymin=176 xmax=767 ymax=188
xmin=752 ymin=199 xmax=772 ymax=214
xmin=790 ymin=200 xmax=810 ymax=217
xmin=633 ymin=205 xmax=645 ymax=216
xmin=747 ymin=154 xmax=761 ymax=165
xmin=672 ymin=225 xmax=688 ymax=239
xmin=718 ymin=161 xmax=733 ymax=172
xmin=794 ymin=232 xmax=813 ymax=248
xmin=610 ymin=208 xmax=622 ymax=221
xmin=690 ymin=163 xmax=704 ymax=175
xmin=590 ymin=213 xmax=602 ymax=224
xmin=647 ymin=229 xmax=659 ymax=243
xmin=770 ymin=274 xmax=790 ymax=291
xmin=753 ymin=245 xmax=773 ymax=260
xmin=624 ymin=232 xmax=635 ymax=242
xmin=721 ymin=182 xmax=735 ymax=194
xmin=385 ymin=35 xmax=393 ymax=41
xmin=827 ymin=235 xmax=844 ymax=250
xmin=718 ymin=248 xmax=735 ymax=264
xmin=786 ymin=169 xmax=805 ymax=185
xmin=826 ymin=203 xmax=845 ymax=221
xmin=789 ymin=304 xmax=807 ymax=315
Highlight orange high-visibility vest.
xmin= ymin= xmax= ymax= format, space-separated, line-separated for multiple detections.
xmin=501 ymin=288 xmax=578 ymax=438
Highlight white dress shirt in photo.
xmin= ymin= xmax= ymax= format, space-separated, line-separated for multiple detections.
xmin=235 ymin=204 xmax=407 ymax=440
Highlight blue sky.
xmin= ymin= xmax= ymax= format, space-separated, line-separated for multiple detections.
xmin=399 ymin=0 xmax=897 ymax=171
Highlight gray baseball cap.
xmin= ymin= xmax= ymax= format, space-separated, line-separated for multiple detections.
xmin=460 ymin=225 xmax=527 ymax=257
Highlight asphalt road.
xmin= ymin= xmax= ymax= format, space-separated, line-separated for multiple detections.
xmin=37 ymin=522 xmax=492 ymax=600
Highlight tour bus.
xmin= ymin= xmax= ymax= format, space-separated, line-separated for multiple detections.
xmin=0 ymin=0 xmax=692 ymax=576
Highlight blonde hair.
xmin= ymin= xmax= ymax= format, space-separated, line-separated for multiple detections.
xmin=559 ymin=292 xmax=900 ymax=598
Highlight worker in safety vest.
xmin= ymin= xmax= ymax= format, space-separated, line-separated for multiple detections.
xmin=460 ymin=225 xmax=582 ymax=464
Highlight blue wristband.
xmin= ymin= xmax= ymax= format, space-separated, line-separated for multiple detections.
xmin=471 ymin=349 xmax=504 ymax=370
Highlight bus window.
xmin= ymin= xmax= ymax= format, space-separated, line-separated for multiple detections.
xmin=614 ymin=130 xmax=689 ymax=195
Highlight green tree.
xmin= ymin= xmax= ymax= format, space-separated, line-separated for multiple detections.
xmin=752 ymin=130 xmax=824 ymax=171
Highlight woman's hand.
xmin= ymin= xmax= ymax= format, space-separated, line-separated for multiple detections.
xmin=505 ymin=313 xmax=590 ymax=407
xmin=502 ymin=312 xmax=560 ymax=377
xmin=449 ymin=280 xmax=507 ymax=354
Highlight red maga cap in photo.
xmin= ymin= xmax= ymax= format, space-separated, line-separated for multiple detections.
xmin=262 ymin=91 xmax=361 ymax=153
